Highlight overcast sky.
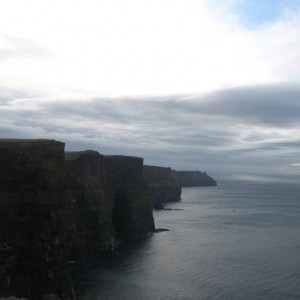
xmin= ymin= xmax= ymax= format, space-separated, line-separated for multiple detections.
xmin=1 ymin=0 xmax=300 ymax=175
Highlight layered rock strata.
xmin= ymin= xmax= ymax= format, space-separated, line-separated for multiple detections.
xmin=143 ymin=165 xmax=182 ymax=209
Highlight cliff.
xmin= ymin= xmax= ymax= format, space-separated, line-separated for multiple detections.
xmin=65 ymin=152 xmax=155 ymax=257
xmin=65 ymin=151 xmax=114 ymax=256
xmin=105 ymin=156 xmax=155 ymax=239
xmin=0 ymin=139 xmax=160 ymax=298
xmin=143 ymin=165 xmax=182 ymax=209
xmin=0 ymin=140 xmax=74 ymax=300
xmin=172 ymin=170 xmax=217 ymax=187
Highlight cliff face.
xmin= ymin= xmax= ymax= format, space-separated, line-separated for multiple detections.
xmin=0 ymin=140 xmax=74 ymax=300
xmin=143 ymin=165 xmax=182 ymax=209
xmin=65 ymin=151 xmax=114 ymax=257
xmin=172 ymin=170 xmax=217 ymax=187
xmin=105 ymin=156 xmax=155 ymax=239
xmin=65 ymin=153 xmax=155 ymax=257
xmin=0 ymin=140 xmax=156 ymax=298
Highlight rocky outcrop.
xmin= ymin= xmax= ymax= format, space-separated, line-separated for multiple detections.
xmin=143 ymin=165 xmax=182 ymax=209
xmin=0 ymin=140 xmax=74 ymax=300
xmin=172 ymin=170 xmax=217 ymax=187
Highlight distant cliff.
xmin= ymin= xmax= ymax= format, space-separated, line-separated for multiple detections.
xmin=0 ymin=140 xmax=74 ymax=300
xmin=143 ymin=165 xmax=182 ymax=209
xmin=172 ymin=170 xmax=217 ymax=187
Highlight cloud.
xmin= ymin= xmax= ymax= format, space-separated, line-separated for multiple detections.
xmin=289 ymin=163 xmax=300 ymax=167
xmin=1 ymin=83 xmax=300 ymax=174
xmin=5 ymin=82 xmax=294 ymax=125
xmin=185 ymin=83 xmax=300 ymax=126
xmin=0 ymin=1 xmax=300 ymax=175
xmin=204 ymin=0 xmax=300 ymax=27
xmin=0 ymin=34 xmax=47 ymax=61
xmin=0 ymin=0 xmax=300 ymax=95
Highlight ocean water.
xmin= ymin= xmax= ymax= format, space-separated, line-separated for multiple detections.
xmin=72 ymin=175 xmax=300 ymax=300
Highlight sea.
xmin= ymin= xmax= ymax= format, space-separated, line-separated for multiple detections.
xmin=71 ymin=173 xmax=300 ymax=300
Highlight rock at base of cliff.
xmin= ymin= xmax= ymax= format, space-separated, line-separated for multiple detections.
xmin=154 ymin=228 xmax=170 ymax=233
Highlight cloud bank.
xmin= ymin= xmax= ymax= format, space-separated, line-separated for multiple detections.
xmin=1 ymin=83 xmax=300 ymax=174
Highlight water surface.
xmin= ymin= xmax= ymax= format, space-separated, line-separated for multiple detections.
xmin=72 ymin=176 xmax=300 ymax=299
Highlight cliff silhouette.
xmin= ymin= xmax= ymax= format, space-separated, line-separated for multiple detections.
xmin=0 ymin=139 xmax=216 ymax=299
xmin=172 ymin=170 xmax=217 ymax=187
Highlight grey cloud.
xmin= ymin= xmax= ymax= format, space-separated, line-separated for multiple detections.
xmin=186 ymin=83 xmax=300 ymax=126
xmin=36 ymin=83 xmax=300 ymax=128
xmin=0 ymin=88 xmax=36 ymax=105
xmin=1 ymin=83 xmax=300 ymax=173
xmin=260 ymin=140 xmax=300 ymax=150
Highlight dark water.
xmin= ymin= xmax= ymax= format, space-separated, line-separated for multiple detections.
xmin=72 ymin=175 xmax=300 ymax=299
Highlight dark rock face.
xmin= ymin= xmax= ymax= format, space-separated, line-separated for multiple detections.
xmin=0 ymin=140 xmax=156 ymax=298
xmin=143 ymin=165 xmax=182 ymax=209
xmin=65 ymin=151 xmax=114 ymax=256
xmin=0 ymin=140 xmax=74 ymax=300
xmin=105 ymin=156 xmax=155 ymax=239
xmin=65 ymin=153 xmax=155 ymax=257
xmin=172 ymin=170 xmax=217 ymax=187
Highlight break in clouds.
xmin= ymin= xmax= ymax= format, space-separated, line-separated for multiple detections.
xmin=1 ymin=83 xmax=300 ymax=175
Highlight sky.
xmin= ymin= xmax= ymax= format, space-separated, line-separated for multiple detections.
xmin=1 ymin=0 xmax=300 ymax=175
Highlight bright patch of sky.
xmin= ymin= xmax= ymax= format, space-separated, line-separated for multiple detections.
xmin=207 ymin=0 xmax=300 ymax=27
xmin=245 ymin=0 xmax=300 ymax=26
xmin=1 ymin=0 xmax=300 ymax=96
